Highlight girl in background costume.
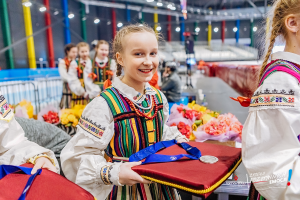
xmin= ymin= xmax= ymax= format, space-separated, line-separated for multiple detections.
xmin=61 ymin=24 xmax=188 ymax=200
xmin=0 ymin=91 xmax=59 ymax=174
xmin=91 ymin=40 xmax=117 ymax=91
xmin=58 ymin=43 xmax=78 ymax=109
xmin=243 ymin=0 xmax=300 ymax=199
xmin=68 ymin=42 xmax=100 ymax=107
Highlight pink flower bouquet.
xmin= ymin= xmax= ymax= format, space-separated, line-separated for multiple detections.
xmin=193 ymin=113 xmax=242 ymax=142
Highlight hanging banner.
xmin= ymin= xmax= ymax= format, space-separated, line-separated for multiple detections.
xmin=180 ymin=0 xmax=187 ymax=19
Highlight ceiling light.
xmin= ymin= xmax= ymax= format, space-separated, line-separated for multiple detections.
xmin=170 ymin=6 xmax=176 ymax=10
xmin=175 ymin=27 xmax=180 ymax=32
xmin=139 ymin=24 xmax=143 ymax=26
xmin=195 ymin=27 xmax=200 ymax=32
xmin=214 ymin=27 xmax=219 ymax=32
xmin=167 ymin=4 xmax=172 ymax=9
xmin=146 ymin=0 xmax=154 ymax=2
xmin=22 ymin=1 xmax=32 ymax=7
xmin=117 ymin=22 xmax=123 ymax=28
xmin=94 ymin=18 xmax=100 ymax=24
xmin=39 ymin=6 xmax=46 ymax=12
xmin=157 ymin=2 xmax=163 ymax=6
xmin=156 ymin=26 xmax=162 ymax=31
xmin=54 ymin=10 xmax=59 ymax=15
xmin=253 ymin=27 xmax=257 ymax=32
xmin=107 ymin=21 xmax=111 ymax=25
xmin=68 ymin=13 xmax=74 ymax=19
xmin=233 ymin=27 xmax=238 ymax=32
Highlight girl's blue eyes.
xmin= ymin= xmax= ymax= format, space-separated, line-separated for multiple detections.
xmin=135 ymin=53 xmax=157 ymax=56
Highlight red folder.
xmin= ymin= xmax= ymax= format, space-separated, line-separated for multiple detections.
xmin=132 ymin=142 xmax=241 ymax=198
xmin=0 ymin=163 xmax=95 ymax=200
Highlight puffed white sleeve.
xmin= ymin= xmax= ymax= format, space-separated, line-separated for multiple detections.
xmin=159 ymin=91 xmax=188 ymax=142
xmin=83 ymin=60 xmax=101 ymax=99
xmin=67 ymin=60 xmax=85 ymax=96
xmin=242 ymin=72 xmax=300 ymax=200
xmin=61 ymin=96 xmax=123 ymax=200
xmin=58 ymin=59 xmax=69 ymax=83
xmin=0 ymin=93 xmax=59 ymax=173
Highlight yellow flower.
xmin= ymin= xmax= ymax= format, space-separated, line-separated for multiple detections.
xmin=72 ymin=119 xmax=78 ymax=127
xmin=67 ymin=114 xmax=76 ymax=122
xmin=192 ymin=124 xmax=198 ymax=131
xmin=189 ymin=133 xmax=196 ymax=141
xmin=61 ymin=118 xmax=69 ymax=125
xmin=202 ymin=114 xmax=213 ymax=124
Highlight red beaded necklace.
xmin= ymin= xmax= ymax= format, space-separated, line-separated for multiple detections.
xmin=124 ymin=96 xmax=158 ymax=120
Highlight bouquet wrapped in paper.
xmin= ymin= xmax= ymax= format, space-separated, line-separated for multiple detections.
xmin=167 ymin=101 xmax=242 ymax=142
xmin=60 ymin=105 xmax=85 ymax=127
xmin=37 ymin=105 xmax=60 ymax=125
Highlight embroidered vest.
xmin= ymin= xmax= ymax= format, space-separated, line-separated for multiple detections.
xmin=92 ymin=58 xmax=111 ymax=83
xmin=101 ymin=87 xmax=164 ymax=158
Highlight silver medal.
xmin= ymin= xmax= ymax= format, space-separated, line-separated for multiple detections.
xmin=200 ymin=155 xmax=218 ymax=164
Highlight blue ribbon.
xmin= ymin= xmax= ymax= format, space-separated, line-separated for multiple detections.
xmin=129 ymin=140 xmax=201 ymax=164
xmin=0 ymin=165 xmax=42 ymax=200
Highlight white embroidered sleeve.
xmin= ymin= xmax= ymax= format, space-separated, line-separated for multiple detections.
xmin=159 ymin=91 xmax=188 ymax=142
xmin=243 ymin=72 xmax=300 ymax=200
xmin=0 ymin=93 xmax=59 ymax=173
xmin=67 ymin=60 xmax=85 ymax=96
xmin=83 ymin=60 xmax=101 ymax=99
xmin=61 ymin=96 xmax=123 ymax=200
xmin=58 ymin=59 xmax=69 ymax=83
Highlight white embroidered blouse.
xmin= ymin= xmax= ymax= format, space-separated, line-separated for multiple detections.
xmin=242 ymin=51 xmax=300 ymax=200
xmin=61 ymin=76 xmax=187 ymax=200
xmin=0 ymin=92 xmax=59 ymax=173
xmin=67 ymin=58 xmax=100 ymax=99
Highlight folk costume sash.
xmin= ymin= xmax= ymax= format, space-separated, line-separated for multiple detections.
xmin=101 ymin=87 xmax=164 ymax=158
xmin=92 ymin=58 xmax=112 ymax=84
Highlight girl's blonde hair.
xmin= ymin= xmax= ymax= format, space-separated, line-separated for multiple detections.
xmin=113 ymin=24 xmax=160 ymax=76
xmin=259 ymin=0 xmax=300 ymax=80
xmin=77 ymin=42 xmax=90 ymax=50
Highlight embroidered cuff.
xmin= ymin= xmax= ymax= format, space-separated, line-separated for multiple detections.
xmin=100 ymin=165 xmax=113 ymax=185
xmin=27 ymin=153 xmax=56 ymax=167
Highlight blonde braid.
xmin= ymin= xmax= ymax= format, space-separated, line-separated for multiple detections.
xmin=258 ymin=0 xmax=300 ymax=81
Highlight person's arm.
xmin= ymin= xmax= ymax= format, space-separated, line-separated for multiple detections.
xmin=83 ymin=60 xmax=100 ymax=99
xmin=58 ymin=59 xmax=70 ymax=82
xmin=242 ymin=72 xmax=300 ymax=200
xmin=67 ymin=60 xmax=86 ymax=97
xmin=61 ymin=97 xmax=148 ymax=199
xmin=160 ymin=77 xmax=174 ymax=91
xmin=0 ymin=93 xmax=59 ymax=174
xmin=158 ymin=91 xmax=188 ymax=142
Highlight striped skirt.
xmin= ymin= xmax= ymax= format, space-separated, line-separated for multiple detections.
xmin=60 ymin=82 xmax=72 ymax=109
xmin=106 ymin=183 xmax=181 ymax=200
xmin=247 ymin=183 xmax=266 ymax=200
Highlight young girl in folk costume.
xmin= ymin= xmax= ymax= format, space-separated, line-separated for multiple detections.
xmin=90 ymin=40 xmax=117 ymax=91
xmin=61 ymin=24 xmax=188 ymax=200
xmin=68 ymin=42 xmax=100 ymax=107
xmin=0 ymin=92 xmax=59 ymax=174
xmin=59 ymin=43 xmax=78 ymax=109
xmin=242 ymin=0 xmax=300 ymax=199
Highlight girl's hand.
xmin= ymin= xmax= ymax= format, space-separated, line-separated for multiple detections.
xmin=177 ymin=138 xmax=189 ymax=143
xmin=31 ymin=157 xmax=56 ymax=174
xmin=119 ymin=162 xmax=150 ymax=186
